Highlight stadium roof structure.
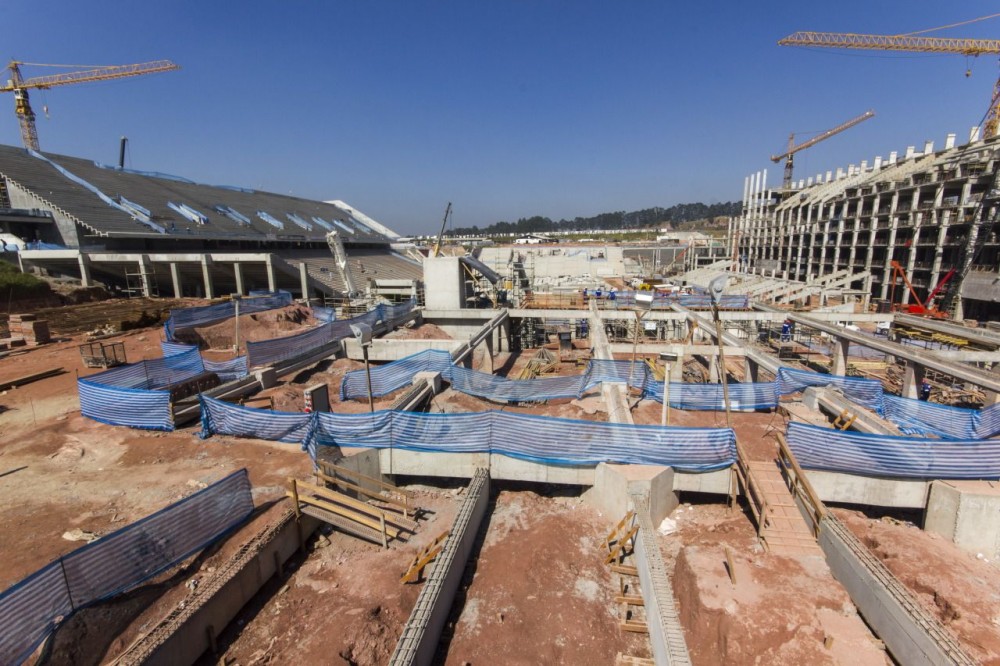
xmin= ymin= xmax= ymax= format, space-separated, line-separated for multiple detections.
xmin=0 ymin=144 xmax=395 ymax=244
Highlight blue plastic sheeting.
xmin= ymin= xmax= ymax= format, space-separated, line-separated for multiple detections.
xmin=776 ymin=367 xmax=885 ymax=413
xmin=583 ymin=359 xmax=651 ymax=392
xmin=312 ymin=306 xmax=337 ymax=322
xmin=341 ymin=351 xmax=778 ymax=410
xmin=340 ymin=349 xmax=452 ymax=400
xmin=164 ymin=292 xmax=293 ymax=341
xmin=78 ymin=347 xmax=205 ymax=430
xmin=161 ymin=341 xmax=248 ymax=382
xmin=200 ymin=395 xmax=314 ymax=443
xmin=246 ymin=300 xmax=415 ymax=369
xmin=881 ymin=395 xmax=1000 ymax=440
xmin=976 ymin=403 xmax=1000 ymax=439
xmin=78 ymin=380 xmax=172 ymax=430
xmin=0 ymin=469 xmax=252 ymax=666
xmin=306 ymin=409 xmax=737 ymax=472
xmin=786 ymin=421 xmax=1000 ymax=479
xmin=449 ymin=366 xmax=585 ymax=403
xmin=882 ymin=395 xmax=978 ymax=439
xmin=646 ymin=381 xmax=778 ymax=412
xmin=610 ymin=291 xmax=749 ymax=309
xmin=204 ymin=356 xmax=249 ymax=381
xmin=257 ymin=210 xmax=284 ymax=229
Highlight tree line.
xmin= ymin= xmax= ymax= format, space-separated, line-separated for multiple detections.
xmin=450 ymin=202 xmax=740 ymax=236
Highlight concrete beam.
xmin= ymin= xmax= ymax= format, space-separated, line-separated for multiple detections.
xmin=764 ymin=306 xmax=1000 ymax=393
xmin=801 ymin=387 xmax=902 ymax=436
xmin=342 ymin=338 xmax=460 ymax=361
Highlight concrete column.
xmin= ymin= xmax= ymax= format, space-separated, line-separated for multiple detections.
xmin=138 ymin=256 xmax=153 ymax=297
xmin=706 ymin=355 xmax=719 ymax=383
xmin=265 ymin=254 xmax=277 ymax=293
xmin=745 ymin=358 xmax=760 ymax=383
xmin=233 ymin=262 xmax=245 ymax=296
xmin=831 ymin=336 xmax=850 ymax=376
xmin=170 ymin=262 xmax=182 ymax=298
xmin=482 ymin=336 xmax=495 ymax=374
xmin=901 ymin=361 xmax=925 ymax=400
xmin=76 ymin=253 xmax=92 ymax=287
xmin=201 ymin=255 xmax=214 ymax=300
xmin=299 ymin=261 xmax=309 ymax=301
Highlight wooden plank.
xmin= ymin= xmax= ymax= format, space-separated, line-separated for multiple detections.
xmin=319 ymin=461 xmax=413 ymax=500
xmin=315 ymin=469 xmax=413 ymax=518
xmin=614 ymin=595 xmax=645 ymax=605
xmin=620 ymin=621 xmax=649 ymax=634
xmin=0 ymin=367 xmax=64 ymax=391
xmin=294 ymin=478 xmax=409 ymax=531
xmin=605 ymin=524 xmax=639 ymax=564
xmin=610 ymin=564 xmax=638 ymax=576
xmin=290 ymin=488 xmax=400 ymax=539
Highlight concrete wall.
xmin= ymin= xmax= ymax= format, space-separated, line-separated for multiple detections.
xmin=342 ymin=338 xmax=460 ymax=361
xmin=423 ymin=257 xmax=465 ymax=309
xmin=808 ymin=470 xmax=929 ymax=509
xmin=925 ymin=480 xmax=1000 ymax=560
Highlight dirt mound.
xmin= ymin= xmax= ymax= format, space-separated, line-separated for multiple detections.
xmin=673 ymin=545 xmax=888 ymax=665
xmin=174 ymin=304 xmax=318 ymax=350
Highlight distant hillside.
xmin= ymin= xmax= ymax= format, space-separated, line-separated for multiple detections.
xmin=450 ymin=202 xmax=740 ymax=236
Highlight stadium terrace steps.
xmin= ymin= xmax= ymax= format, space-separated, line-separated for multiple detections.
xmin=0 ymin=144 xmax=391 ymax=243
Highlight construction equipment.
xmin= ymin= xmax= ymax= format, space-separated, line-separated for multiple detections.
xmin=888 ymin=261 xmax=949 ymax=318
xmin=771 ymin=110 xmax=875 ymax=189
xmin=778 ymin=15 xmax=1000 ymax=138
xmin=431 ymin=201 xmax=452 ymax=257
xmin=1 ymin=59 xmax=180 ymax=151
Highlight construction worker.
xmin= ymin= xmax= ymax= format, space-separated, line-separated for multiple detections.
xmin=780 ymin=318 xmax=793 ymax=342
xmin=919 ymin=379 xmax=932 ymax=401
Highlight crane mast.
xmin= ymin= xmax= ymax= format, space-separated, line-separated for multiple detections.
xmin=771 ymin=110 xmax=875 ymax=189
xmin=1 ymin=59 xmax=180 ymax=151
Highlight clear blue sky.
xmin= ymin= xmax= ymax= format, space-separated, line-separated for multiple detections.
xmin=3 ymin=2 xmax=999 ymax=234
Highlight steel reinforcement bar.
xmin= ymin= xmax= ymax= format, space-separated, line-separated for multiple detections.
xmin=389 ymin=468 xmax=491 ymax=666
xmin=631 ymin=494 xmax=692 ymax=666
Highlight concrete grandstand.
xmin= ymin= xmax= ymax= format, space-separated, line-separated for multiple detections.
xmin=0 ymin=144 xmax=421 ymax=299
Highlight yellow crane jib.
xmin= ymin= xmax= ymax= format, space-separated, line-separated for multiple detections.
xmin=1 ymin=59 xmax=180 ymax=152
xmin=778 ymin=23 xmax=1000 ymax=139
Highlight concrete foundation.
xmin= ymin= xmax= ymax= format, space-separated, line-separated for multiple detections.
xmin=925 ymin=480 xmax=1000 ymax=559
xmin=583 ymin=463 xmax=677 ymax=525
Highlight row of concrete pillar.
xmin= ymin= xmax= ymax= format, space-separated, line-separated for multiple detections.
xmin=76 ymin=253 xmax=312 ymax=300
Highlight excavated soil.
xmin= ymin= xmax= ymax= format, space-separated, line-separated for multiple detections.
xmin=836 ymin=508 xmax=1000 ymax=664
xmin=204 ymin=486 xmax=459 ymax=665
xmin=442 ymin=488 xmax=649 ymax=664
xmin=664 ymin=504 xmax=889 ymax=665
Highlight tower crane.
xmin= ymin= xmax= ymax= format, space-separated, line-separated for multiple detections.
xmin=771 ymin=110 xmax=875 ymax=189
xmin=778 ymin=18 xmax=1000 ymax=137
xmin=0 ymin=59 xmax=180 ymax=152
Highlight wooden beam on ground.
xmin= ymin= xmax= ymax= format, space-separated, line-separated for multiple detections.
xmin=0 ymin=367 xmax=65 ymax=391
